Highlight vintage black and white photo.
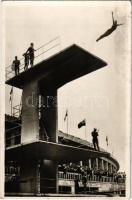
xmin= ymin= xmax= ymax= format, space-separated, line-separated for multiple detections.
xmin=1 ymin=1 xmax=131 ymax=198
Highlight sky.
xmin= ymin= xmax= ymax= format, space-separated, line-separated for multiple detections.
xmin=3 ymin=1 xmax=131 ymax=172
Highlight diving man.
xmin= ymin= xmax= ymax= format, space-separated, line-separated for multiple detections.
xmin=96 ymin=12 xmax=124 ymax=42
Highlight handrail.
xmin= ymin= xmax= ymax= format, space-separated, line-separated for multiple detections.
xmin=6 ymin=125 xmax=21 ymax=133
xmin=6 ymin=36 xmax=60 ymax=69
xmin=35 ymin=36 xmax=60 ymax=51
xmin=35 ymin=43 xmax=60 ymax=59
xmin=6 ymin=134 xmax=21 ymax=141
xmin=5 ymin=36 xmax=61 ymax=81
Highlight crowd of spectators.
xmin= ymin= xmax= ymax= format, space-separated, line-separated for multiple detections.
xmin=58 ymin=163 xmax=126 ymax=183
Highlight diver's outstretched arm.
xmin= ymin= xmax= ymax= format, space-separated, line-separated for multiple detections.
xmin=117 ymin=23 xmax=124 ymax=26
xmin=112 ymin=12 xmax=115 ymax=24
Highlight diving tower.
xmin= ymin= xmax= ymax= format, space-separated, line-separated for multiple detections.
xmin=5 ymin=44 xmax=108 ymax=194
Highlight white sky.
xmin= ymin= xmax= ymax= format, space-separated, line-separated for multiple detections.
xmin=3 ymin=1 xmax=131 ymax=172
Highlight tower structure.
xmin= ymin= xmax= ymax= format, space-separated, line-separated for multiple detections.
xmin=5 ymin=44 xmax=111 ymax=195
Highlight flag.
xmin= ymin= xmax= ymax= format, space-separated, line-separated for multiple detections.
xmin=9 ymin=87 xmax=13 ymax=101
xmin=78 ymin=119 xmax=86 ymax=129
xmin=106 ymin=136 xmax=108 ymax=146
xmin=64 ymin=110 xmax=68 ymax=121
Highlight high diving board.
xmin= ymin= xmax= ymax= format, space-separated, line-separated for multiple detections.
xmin=6 ymin=44 xmax=107 ymax=89
xmin=6 ymin=140 xmax=110 ymax=162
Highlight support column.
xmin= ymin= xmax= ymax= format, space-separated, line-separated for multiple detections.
xmin=40 ymin=159 xmax=58 ymax=194
xmin=104 ymin=160 xmax=106 ymax=170
xmin=112 ymin=165 xmax=114 ymax=173
xmin=39 ymin=88 xmax=58 ymax=193
xmin=110 ymin=164 xmax=112 ymax=173
xmin=106 ymin=162 xmax=108 ymax=170
xmin=101 ymin=159 xmax=104 ymax=170
xmin=96 ymin=158 xmax=98 ymax=169
xmin=21 ymin=80 xmax=39 ymax=143
xmin=40 ymin=89 xmax=58 ymax=143
xmin=113 ymin=166 xmax=117 ymax=173
xmin=89 ymin=159 xmax=91 ymax=169
xmin=19 ymin=159 xmax=38 ymax=194
xmin=20 ymin=80 xmax=58 ymax=194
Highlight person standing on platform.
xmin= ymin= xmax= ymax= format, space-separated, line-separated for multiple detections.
xmin=23 ymin=52 xmax=29 ymax=70
xmin=12 ymin=56 xmax=20 ymax=76
xmin=26 ymin=43 xmax=36 ymax=67
xmin=91 ymin=128 xmax=100 ymax=151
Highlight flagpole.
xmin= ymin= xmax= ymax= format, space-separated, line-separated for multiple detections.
xmin=67 ymin=110 xmax=68 ymax=134
xmin=11 ymin=96 xmax=13 ymax=115
xmin=11 ymin=93 xmax=13 ymax=116
xmin=10 ymin=87 xmax=13 ymax=116
xmin=85 ymin=119 xmax=86 ymax=140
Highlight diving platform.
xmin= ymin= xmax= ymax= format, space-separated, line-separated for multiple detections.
xmin=6 ymin=44 xmax=107 ymax=89
xmin=5 ymin=140 xmax=110 ymax=162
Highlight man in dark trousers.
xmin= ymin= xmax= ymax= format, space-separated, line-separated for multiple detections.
xmin=26 ymin=43 xmax=36 ymax=67
xmin=91 ymin=128 xmax=99 ymax=151
xmin=12 ymin=56 xmax=20 ymax=76
xmin=23 ymin=52 xmax=29 ymax=70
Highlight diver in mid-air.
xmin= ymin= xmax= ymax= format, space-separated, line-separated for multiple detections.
xmin=96 ymin=12 xmax=124 ymax=42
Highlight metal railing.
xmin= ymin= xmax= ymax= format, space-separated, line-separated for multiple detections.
xmin=6 ymin=36 xmax=61 ymax=81
xmin=5 ymin=124 xmax=21 ymax=147
xmin=6 ymin=133 xmax=21 ymax=147
xmin=58 ymin=171 xmax=122 ymax=183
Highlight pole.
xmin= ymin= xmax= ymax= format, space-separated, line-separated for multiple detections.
xmin=10 ymin=88 xmax=13 ymax=116
xmin=67 ymin=110 xmax=68 ymax=134
xmin=37 ymin=161 xmax=41 ymax=195
xmin=11 ymin=97 xmax=12 ymax=115
xmin=59 ymin=35 xmax=61 ymax=52
xmin=85 ymin=119 xmax=86 ymax=140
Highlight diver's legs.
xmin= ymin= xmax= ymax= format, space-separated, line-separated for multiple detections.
xmin=96 ymin=29 xmax=112 ymax=42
